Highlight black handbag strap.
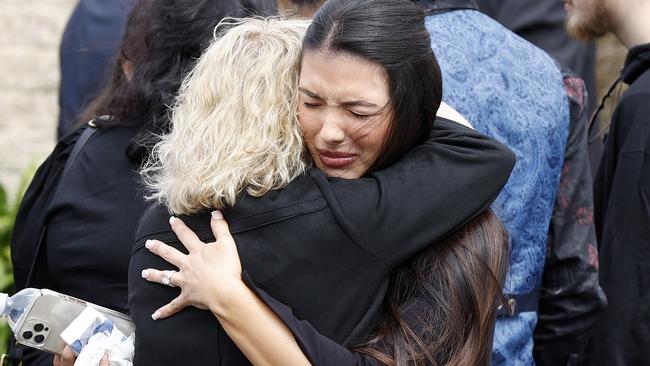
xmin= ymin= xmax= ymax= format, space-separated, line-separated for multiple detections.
xmin=6 ymin=121 xmax=99 ymax=366
xmin=23 ymin=122 xmax=98 ymax=288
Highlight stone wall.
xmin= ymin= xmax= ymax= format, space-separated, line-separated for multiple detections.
xmin=0 ymin=0 xmax=76 ymax=197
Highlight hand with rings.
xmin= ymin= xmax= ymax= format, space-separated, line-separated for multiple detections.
xmin=140 ymin=210 xmax=243 ymax=320
xmin=161 ymin=270 xmax=176 ymax=287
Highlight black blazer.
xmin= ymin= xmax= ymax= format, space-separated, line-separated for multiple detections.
xmin=128 ymin=118 xmax=515 ymax=365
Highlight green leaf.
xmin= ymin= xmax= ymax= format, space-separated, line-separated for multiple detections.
xmin=0 ymin=184 xmax=7 ymax=216
xmin=0 ymin=318 xmax=10 ymax=355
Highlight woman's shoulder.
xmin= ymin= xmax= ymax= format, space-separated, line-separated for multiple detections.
xmin=68 ymin=123 xmax=141 ymax=174
xmin=132 ymin=202 xmax=200 ymax=251
xmin=133 ymin=173 xmax=331 ymax=252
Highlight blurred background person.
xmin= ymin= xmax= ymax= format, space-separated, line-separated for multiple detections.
xmin=476 ymin=0 xmax=597 ymax=113
xmin=418 ymin=2 xmax=590 ymax=364
xmin=57 ymin=0 xmax=135 ymax=139
xmin=476 ymin=0 xmax=604 ymax=177
xmin=564 ymin=0 xmax=650 ymax=364
xmin=533 ymin=66 xmax=606 ymax=366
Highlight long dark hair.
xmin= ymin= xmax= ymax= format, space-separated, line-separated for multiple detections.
xmin=78 ymin=0 xmax=275 ymax=162
xmin=357 ymin=211 xmax=509 ymax=365
xmin=302 ymin=0 xmax=442 ymax=173
xmin=304 ymin=1 xmax=504 ymax=364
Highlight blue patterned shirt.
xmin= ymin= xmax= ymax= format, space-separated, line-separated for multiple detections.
xmin=425 ymin=10 xmax=569 ymax=365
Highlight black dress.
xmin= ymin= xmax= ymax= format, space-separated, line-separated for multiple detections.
xmin=128 ymin=118 xmax=515 ymax=365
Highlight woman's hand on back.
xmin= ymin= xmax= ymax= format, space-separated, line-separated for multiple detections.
xmin=141 ymin=210 xmax=244 ymax=319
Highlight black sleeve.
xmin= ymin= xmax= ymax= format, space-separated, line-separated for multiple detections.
xmin=242 ymin=273 xmax=384 ymax=366
xmin=7 ymin=340 xmax=54 ymax=366
xmin=533 ymin=75 xmax=607 ymax=366
xmin=313 ymin=118 xmax=516 ymax=267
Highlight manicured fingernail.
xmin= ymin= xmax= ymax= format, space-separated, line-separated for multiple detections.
xmin=211 ymin=210 xmax=223 ymax=220
xmin=151 ymin=311 xmax=161 ymax=320
xmin=141 ymin=269 xmax=149 ymax=279
xmin=101 ymin=353 xmax=109 ymax=361
xmin=145 ymin=240 xmax=154 ymax=249
xmin=169 ymin=216 xmax=177 ymax=225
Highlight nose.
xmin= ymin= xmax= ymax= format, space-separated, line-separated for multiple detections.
xmin=319 ymin=110 xmax=346 ymax=146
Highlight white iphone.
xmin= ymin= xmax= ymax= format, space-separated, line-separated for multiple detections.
xmin=13 ymin=289 xmax=134 ymax=355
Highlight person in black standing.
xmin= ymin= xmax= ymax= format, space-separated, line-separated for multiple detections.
xmin=564 ymin=0 xmax=650 ymax=364
xmin=11 ymin=1 xmax=275 ymax=365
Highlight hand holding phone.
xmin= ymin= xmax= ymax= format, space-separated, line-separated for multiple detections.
xmin=13 ymin=289 xmax=134 ymax=355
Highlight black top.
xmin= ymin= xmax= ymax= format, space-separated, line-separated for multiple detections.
xmin=586 ymin=43 xmax=650 ymax=366
xmin=46 ymin=124 xmax=146 ymax=313
xmin=11 ymin=125 xmax=146 ymax=366
xmin=243 ymin=273 xmax=396 ymax=366
xmin=128 ymin=118 xmax=515 ymax=365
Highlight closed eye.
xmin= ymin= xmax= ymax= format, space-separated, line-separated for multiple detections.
xmin=349 ymin=111 xmax=370 ymax=119
xmin=303 ymin=102 xmax=322 ymax=109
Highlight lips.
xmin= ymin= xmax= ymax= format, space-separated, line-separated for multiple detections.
xmin=317 ymin=149 xmax=358 ymax=169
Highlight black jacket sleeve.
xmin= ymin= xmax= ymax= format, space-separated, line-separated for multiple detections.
xmin=313 ymin=118 xmax=516 ymax=267
xmin=243 ymin=273 xmax=384 ymax=366
xmin=533 ymin=74 xmax=607 ymax=366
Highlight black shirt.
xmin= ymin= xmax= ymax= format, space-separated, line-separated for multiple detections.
xmin=12 ymin=125 xmax=146 ymax=366
xmin=46 ymin=124 xmax=146 ymax=313
xmin=586 ymin=43 xmax=650 ymax=366
xmin=129 ymin=118 xmax=515 ymax=365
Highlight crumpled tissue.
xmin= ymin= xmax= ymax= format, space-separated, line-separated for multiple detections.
xmin=60 ymin=307 xmax=135 ymax=366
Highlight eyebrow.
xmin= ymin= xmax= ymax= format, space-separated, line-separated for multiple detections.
xmin=298 ymin=87 xmax=378 ymax=108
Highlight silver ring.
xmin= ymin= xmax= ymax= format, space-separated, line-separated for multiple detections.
xmin=161 ymin=270 xmax=177 ymax=287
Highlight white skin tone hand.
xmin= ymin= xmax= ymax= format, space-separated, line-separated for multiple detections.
xmin=52 ymin=347 xmax=108 ymax=366
xmin=142 ymin=211 xmax=311 ymax=366
xmin=141 ymin=211 xmax=242 ymax=318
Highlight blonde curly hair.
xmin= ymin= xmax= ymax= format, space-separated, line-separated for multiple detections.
xmin=141 ymin=17 xmax=311 ymax=214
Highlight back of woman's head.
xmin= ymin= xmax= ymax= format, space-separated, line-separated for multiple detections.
xmin=142 ymin=18 xmax=311 ymax=215
xmin=80 ymin=0 xmax=275 ymax=162
xmin=358 ymin=210 xmax=509 ymax=365
xmin=303 ymin=0 xmax=442 ymax=173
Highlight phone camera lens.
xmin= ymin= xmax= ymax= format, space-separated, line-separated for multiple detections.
xmin=22 ymin=331 xmax=33 ymax=340
xmin=34 ymin=335 xmax=45 ymax=344
xmin=44 ymin=327 xmax=49 ymax=331
xmin=34 ymin=323 xmax=44 ymax=332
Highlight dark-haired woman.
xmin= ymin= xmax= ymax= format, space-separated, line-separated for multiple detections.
xmin=129 ymin=1 xmax=514 ymax=365
xmin=9 ymin=1 xmax=274 ymax=365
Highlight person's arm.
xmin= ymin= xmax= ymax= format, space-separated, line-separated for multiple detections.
xmin=211 ymin=280 xmax=313 ymax=366
xmin=143 ymin=214 xmax=382 ymax=366
xmin=241 ymin=273 xmax=387 ymax=366
xmin=314 ymin=118 xmax=515 ymax=267
xmin=533 ymin=74 xmax=607 ymax=365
